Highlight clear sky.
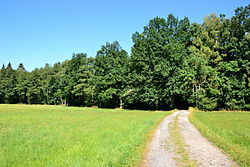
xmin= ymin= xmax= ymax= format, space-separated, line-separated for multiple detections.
xmin=0 ymin=0 xmax=249 ymax=71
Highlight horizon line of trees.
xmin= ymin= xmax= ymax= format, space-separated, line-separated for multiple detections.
xmin=0 ymin=4 xmax=249 ymax=111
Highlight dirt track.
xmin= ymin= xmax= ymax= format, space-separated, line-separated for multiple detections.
xmin=143 ymin=110 xmax=237 ymax=167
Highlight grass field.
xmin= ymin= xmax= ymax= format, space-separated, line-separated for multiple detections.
xmin=189 ymin=109 xmax=250 ymax=167
xmin=0 ymin=104 xmax=171 ymax=167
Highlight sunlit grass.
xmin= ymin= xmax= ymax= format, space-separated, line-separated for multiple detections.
xmin=0 ymin=104 xmax=171 ymax=167
xmin=189 ymin=108 xmax=250 ymax=167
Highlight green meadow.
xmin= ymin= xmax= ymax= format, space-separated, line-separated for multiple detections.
xmin=0 ymin=104 xmax=170 ymax=167
xmin=189 ymin=110 xmax=250 ymax=167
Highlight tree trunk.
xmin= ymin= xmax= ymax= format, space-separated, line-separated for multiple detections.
xmin=119 ymin=99 xmax=123 ymax=109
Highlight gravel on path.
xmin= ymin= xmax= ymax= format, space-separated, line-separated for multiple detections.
xmin=143 ymin=110 xmax=237 ymax=167
xmin=178 ymin=110 xmax=237 ymax=167
xmin=143 ymin=111 xmax=179 ymax=167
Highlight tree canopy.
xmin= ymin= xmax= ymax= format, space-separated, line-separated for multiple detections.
xmin=0 ymin=4 xmax=249 ymax=111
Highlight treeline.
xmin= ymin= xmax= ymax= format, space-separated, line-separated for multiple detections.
xmin=0 ymin=5 xmax=249 ymax=111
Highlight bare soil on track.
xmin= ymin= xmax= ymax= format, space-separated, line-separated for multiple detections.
xmin=143 ymin=110 xmax=237 ymax=167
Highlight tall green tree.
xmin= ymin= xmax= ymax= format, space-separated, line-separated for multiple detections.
xmin=45 ymin=62 xmax=65 ymax=105
xmin=221 ymin=4 xmax=250 ymax=110
xmin=72 ymin=57 xmax=95 ymax=106
xmin=0 ymin=64 xmax=6 ymax=103
xmin=0 ymin=5 xmax=248 ymax=111
xmin=61 ymin=53 xmax=94 ymax=106
xmin=3 ymin=63 xmax=19 ymax=103
xmin=93 ymin=41 xmax=128 ymax=108
xmin=26 ymin=68 xmax=44 ymax=104
xmin=16 ymin=63 xmax=28 ymax=103
xmin=126 ymin=14 xmax=192 ymax=110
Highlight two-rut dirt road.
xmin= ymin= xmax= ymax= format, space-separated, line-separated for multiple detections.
xmin=143 ymin=110 xmax=237 ymax=167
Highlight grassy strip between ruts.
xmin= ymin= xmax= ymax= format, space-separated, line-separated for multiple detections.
xmin=0 ymin=104 xmax=172 ymax=167
xmin=189 ymin=107 xmax=250 ymax=167
xmin=169 ymin=115 xmax=197 ymax=167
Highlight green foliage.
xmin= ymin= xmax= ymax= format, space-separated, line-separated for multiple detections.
xmin=93 ymin=41 xmax=128 ymax=108
xmin=125 ymin=15 xmax=192 ymax=110
xmin=0 ymin=63 xmax=19 ymax=104
xmin=62 ymin=53 xmax=95 ymax=106
xmin=26 ymin=68 xmax=44 ymax=104
xmin=16 ymin=64 xmax=28 ymax=103
xmin=0 ymin=4 xmax=249 ymax=110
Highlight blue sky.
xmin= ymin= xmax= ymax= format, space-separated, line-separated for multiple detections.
xmin=0 ymin=0 xmax=249 ymax=71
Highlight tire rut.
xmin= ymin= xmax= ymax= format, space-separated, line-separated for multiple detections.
xmin=178 ymin=110 xmax=237 ymax=167
xmin=143 ymin=111 xmax=179 ymax=167
xmin=143 ymin=110 xmax=237 ymax=167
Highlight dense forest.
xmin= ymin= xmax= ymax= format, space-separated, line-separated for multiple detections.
xmin=0 ymin=5 xmax=249 ymax=111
